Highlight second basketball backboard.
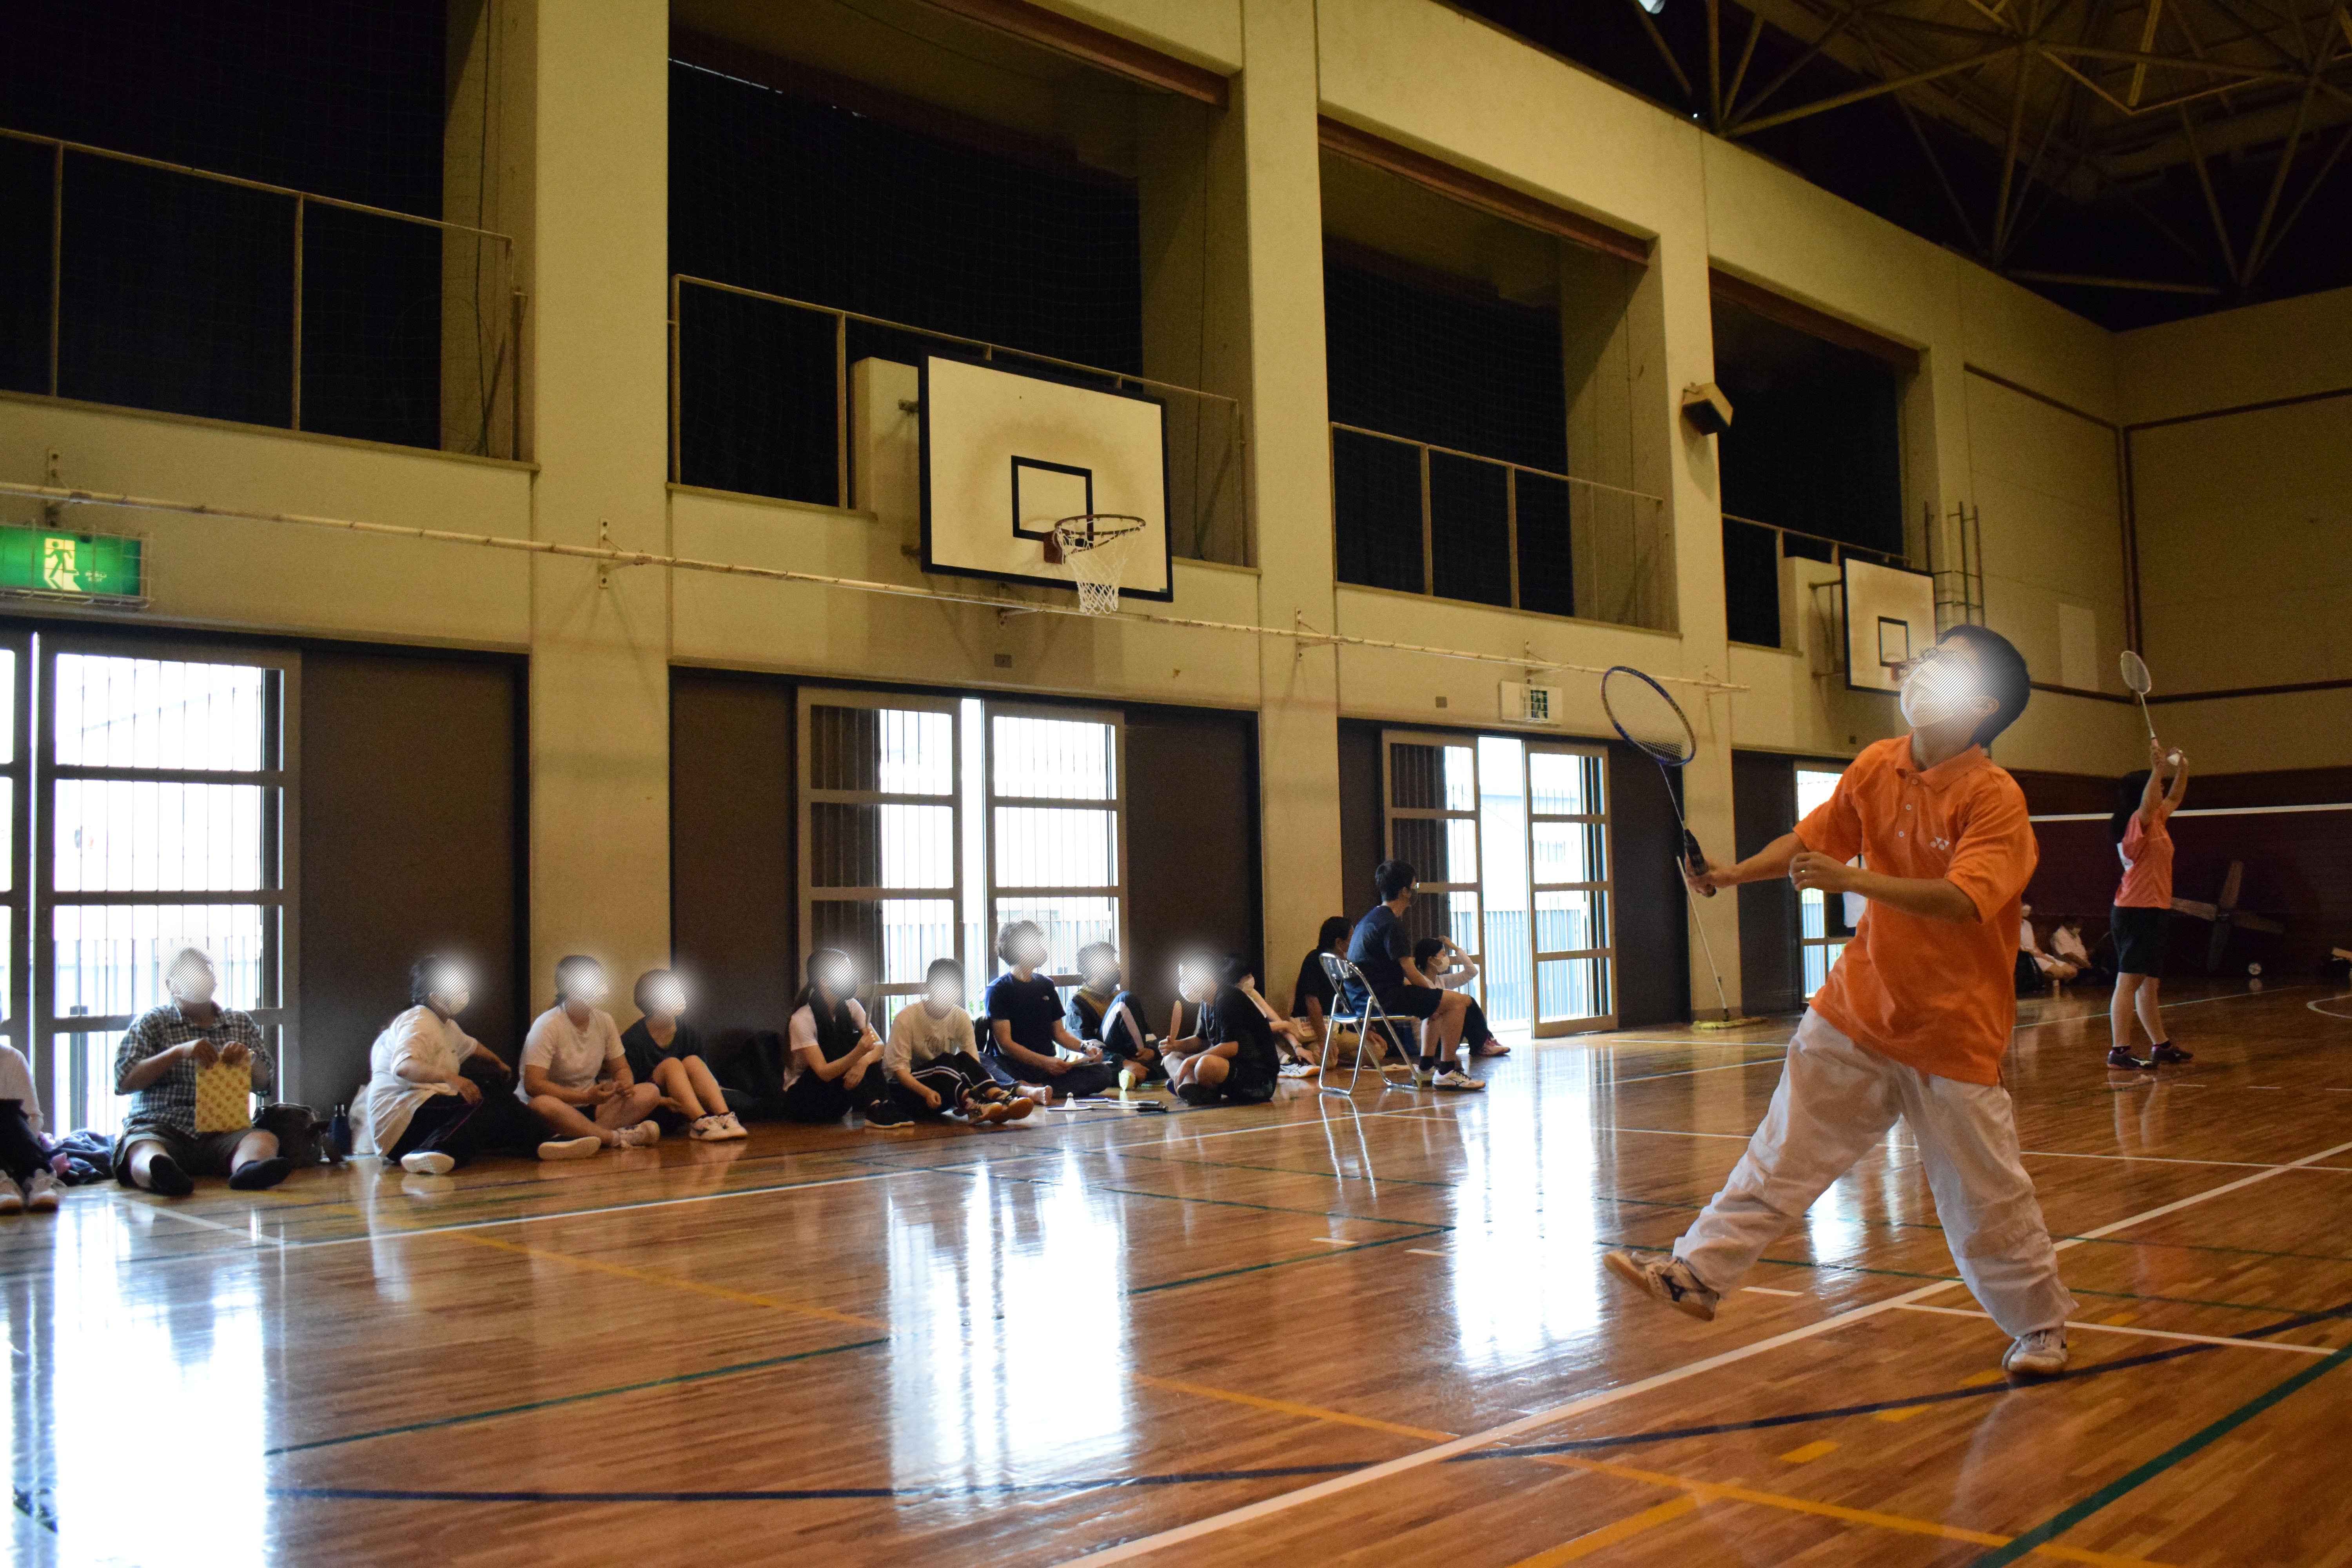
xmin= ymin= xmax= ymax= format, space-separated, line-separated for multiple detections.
xmin=1842 ymin=557 xmax=1936 ymax=694
xmin=920 ymin=355 xmax=1172 ymax=601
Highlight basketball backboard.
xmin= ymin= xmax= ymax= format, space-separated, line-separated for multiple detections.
xmin=919 ymin=355 xmax=1173 ymax=601
xmin=1841 ymin=557 xmax=1936 ymax=694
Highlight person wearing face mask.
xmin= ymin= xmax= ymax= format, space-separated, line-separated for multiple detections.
xmin=1606 ymin=626 xmax=2079 ymax=1380
xmin=113 ymin=947 xmax=291 ymax=1196
xmin=517 ymin=956 xmax=665 ymax=1151
xmin=1065 ymin=942 xmax=1160 ymax=1090
xmin=365 ymin=957 xmax=600 ymax=1174
xmin=887 ymin=958 xmax=1035 ymax=1124
xmin=620 ymin=968 xmax=745 ymax=1141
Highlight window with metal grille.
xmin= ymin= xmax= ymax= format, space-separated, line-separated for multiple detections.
xmin=797 ymin=691 xmax=1125 ymax=1011
xmin=29 ymin=640 xmax=298 ymax=1135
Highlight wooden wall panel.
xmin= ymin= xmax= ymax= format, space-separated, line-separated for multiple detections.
xmin=1125 ymin=704 xmax=1261 ymax=1021
xmin=670 ymin=670 xmax=797 ymax=1044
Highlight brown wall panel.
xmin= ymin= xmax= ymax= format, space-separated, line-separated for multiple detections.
xmin=1608 ymin=742 xmax=1690 ymax=1027
xmin=670 ymin=670 xmax=797 ymax=1044
xmin=1337 ymin=720 xmax=1384 ymax=922
xmin=1732 ymin=750 xmax=1800 ymax=1016
xmin=299 ymin=649 xmax=524 ymax=1108
xmin=1125 ymin=704 xmax=1261 ymax=1022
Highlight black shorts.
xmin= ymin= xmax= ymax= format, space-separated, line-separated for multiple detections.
xmin=1371 ymin=986 xmax=1444 ymax=1021
xmin=2111 ymin=905 xmax=2171 ymax=977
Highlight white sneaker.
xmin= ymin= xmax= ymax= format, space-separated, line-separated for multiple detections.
xmin=0 ymin=1173 xmax=22 ymax=1214
xmin=2003 ymin=1328 xmax=2069 ymax=1376
xmin=536 ymin=1136 xmax=602 ymax=1161
xmin=717 ymin=1112 xmax=749 ymax=1140
xmin=688 ymin=1116 xmax=724 ymax=1142
xmin=1603 ymin=1249 xmax=1721 ymax=1322
xmin=399 ymin=1151 xmax=457 ymax=1176
xmin=617 ymin=1120 xmax=663 ymax=1149
xmin=1431 ymin=1070 xmax=1486 ymax=1091
xmin=24 ymin=1169 xmax=60 ymax=1212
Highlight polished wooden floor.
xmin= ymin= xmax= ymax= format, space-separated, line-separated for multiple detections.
xmin=11 ymin=982 xmax=2352 ymax=1566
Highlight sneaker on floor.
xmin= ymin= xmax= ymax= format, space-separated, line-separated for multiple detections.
xmin=688 ymin=1115 xmax=725 ymax=1142
xmin=713 ymin=1111 xmax=749 ymax=1140
xmin=1602 ymin=1249 xmax=1721 ymax=1322
xmin=228 ymin=1156 xmax=294 ymax=1192
xmin=1431 ymin=1070 xmax=1486 ymax=1092
xmin=998 ymin=1094 xmax=1036 ymax=1123
xmin=537 ymin=1136 xmax=602 ymax=1161
xmin=23 ymin=1169 xmax=60 ymax=1212
xmin=2149 ymin=1043 xmax=2194 ymax=1065
xmin=863 ymin=1100 xmax=914 ymax=1129
xmin=0 ymin=1173 xmax=22 ymax=1214
xmin=399 ymin=1151 xmax=457 ymax=1177
xmin=1278 ymin=1062 xmax=1313 ymax=1079
xmin=2003 ymin=1328 xmax=2069 ymax=1376
xmin=616 ymin=1120 xmax=663 ymax=1148
xmin=2105 ymin=1046 xmax=2150 ymax=1070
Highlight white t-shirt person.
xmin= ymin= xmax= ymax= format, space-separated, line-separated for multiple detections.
xmin=516 ymin=1005 xmax=626 ymax=1102
xmin=884 ymin=1001 xmax=979 ymax=1078
xmin=0 ymin=1042 xmax=43 ymax=1137
xmin=365 ymin=1004 xmax=483 ymax=1154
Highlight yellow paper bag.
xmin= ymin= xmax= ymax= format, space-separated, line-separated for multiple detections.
xmin=192 ymin=1058 xmax=253 ymax=1133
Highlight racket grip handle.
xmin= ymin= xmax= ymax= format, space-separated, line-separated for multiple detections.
xmin=1683 ymin=830 xmax=1715 ymax=898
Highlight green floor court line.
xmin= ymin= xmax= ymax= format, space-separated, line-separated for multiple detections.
xmin=1969 ymin=1341 xmax=2352 ymax=1566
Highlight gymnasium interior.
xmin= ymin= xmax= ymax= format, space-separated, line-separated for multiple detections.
xmin=2 ymin=0 xmax=2350 ymax=1563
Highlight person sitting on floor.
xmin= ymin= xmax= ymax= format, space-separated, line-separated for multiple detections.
xmin=2017 ymin=903 xmax=2080 ymax=991
xmin=983 ymin=922 xmax=1121 ymax=1102
xmin=517 ymin=956 xmax=665 ymax=1151
xmin=113 ymin=947 xmax=294 ymax=1196
xmin=1288 ymin=916 xmax=1354 ymax=1075
xmin=754 ymin=949 xmax=912 ymax=1129
xmin=1346 ymin=860 xmax=1484 ymax=1092
xmin=2051 ymin=917 xmax=2111 ymax=984
xmin=1066 ymin=942 xmax=1160 ymax=1091
xmin=368 ymin=957 xmax=601 ymax=1174
xmin=1412 ymin=937 xmax=1508 ymax=1060
xmin=621 ymin=968 xmax=745 ymax=1142
xmin=1162 ymin=956 xmax=1281 ymax=1108
xmin=888 ymin=958 xmax=1034 ymax=1126
xmin=0 ymin=1039 xmax=61 ymax=1213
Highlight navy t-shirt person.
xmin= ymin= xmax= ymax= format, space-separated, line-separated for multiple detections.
xmin=982 ymin=921 xmax=1122 ymax=1103
xmin=1343 ymin=859 xmax=1483 ymax=1091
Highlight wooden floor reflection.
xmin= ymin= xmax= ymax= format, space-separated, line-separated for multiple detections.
xmin=10 ymin=981 xmax=2352 ymax=1566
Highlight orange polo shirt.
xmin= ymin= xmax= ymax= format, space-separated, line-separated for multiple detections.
xmin=1796 ymin=737 xmax=2036 ymax=1085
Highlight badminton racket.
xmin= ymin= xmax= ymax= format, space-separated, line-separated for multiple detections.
xmin=1600 ymin=666 xmax=1711 ymax=895
xmin=1599 ymin=666 xmax=1754 ymax=1028
xmin=2118 ymin=652 xmax=2183 ymax=766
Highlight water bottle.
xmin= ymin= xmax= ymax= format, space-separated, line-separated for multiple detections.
xmin=327 ymin=1103 xmax=352 ymax=1162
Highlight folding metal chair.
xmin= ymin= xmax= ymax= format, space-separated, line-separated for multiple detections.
xmin=1317 ymin=952 xmax=1415 ymax=1095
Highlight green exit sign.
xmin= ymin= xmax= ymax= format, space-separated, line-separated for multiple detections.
xmin=0 ymin=526 xmax=144 ymax=603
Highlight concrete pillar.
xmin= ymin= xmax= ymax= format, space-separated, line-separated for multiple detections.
xmin=1235 ymin=0 xmax=1344 ymax=975
xmin=526 ymin=0 xmax=671 ymax=1006
xmin=1653 ymin=205 xmax=1744 ymax=1020
xmin=442 ymin=0 xmax=531 ymax=460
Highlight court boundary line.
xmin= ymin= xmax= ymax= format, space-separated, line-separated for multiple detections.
xmin=1054 ymin=1134 xmax=2352 ymax=1565
xmin=1889 ymin=1302 xmax=2335 ymax=1357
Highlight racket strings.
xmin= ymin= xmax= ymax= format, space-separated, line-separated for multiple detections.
xmin=1601 ymin=669 xmax=1697 ymax=765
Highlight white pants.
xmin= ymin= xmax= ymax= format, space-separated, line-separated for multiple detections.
xmin=1675 ymin=1012 xmax=2075 ymax=1338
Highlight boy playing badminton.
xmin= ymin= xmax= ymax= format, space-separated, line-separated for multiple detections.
xmin=1605 ymin=625 xmax=2076 ymax=1376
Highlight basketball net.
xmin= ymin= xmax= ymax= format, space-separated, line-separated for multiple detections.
xmin=1052 ymin=516 xmax=1140 ymax=616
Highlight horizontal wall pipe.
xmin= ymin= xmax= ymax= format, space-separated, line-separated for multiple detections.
xmin=0 ymin=480 xmax=1745 ymax=694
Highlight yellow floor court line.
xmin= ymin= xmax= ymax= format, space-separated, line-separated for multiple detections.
xmin=1147 ymin=1370 xmax=2172 ymax=1566
xmin=1506 ymin=1496 xmax=1697 ymax=1566
xmin=447 ymin=1230 xmax=888 ymax=1331
xmin=1537 ymin=1455 xmax=2178 ymax=1568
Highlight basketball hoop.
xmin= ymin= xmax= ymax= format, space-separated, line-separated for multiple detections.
xmin=1051 ymin=514 xmax=1143 ymax=615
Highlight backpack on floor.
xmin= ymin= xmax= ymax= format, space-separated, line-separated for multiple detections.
xmin=256 ymin=1102 xmax=343 ymax=1167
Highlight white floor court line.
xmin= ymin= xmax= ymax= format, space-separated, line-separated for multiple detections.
xmin=2013 ymin=985 xmax=2307 ymax=1032
xmin=1891 ymin=1302 xmax=2336 ymax=1356
xmin=1056 ymin=1134 xmax=2352 ymax=1566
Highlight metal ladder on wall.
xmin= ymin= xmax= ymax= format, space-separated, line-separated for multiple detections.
xmin=1928 ymin=502 xmax=1986 ymax=632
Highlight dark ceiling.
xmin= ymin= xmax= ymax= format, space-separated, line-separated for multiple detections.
xmin=1450 ymin=0 xmax=2352 ymax=330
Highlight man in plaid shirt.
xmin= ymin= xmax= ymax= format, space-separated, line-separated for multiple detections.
xmin=114 ymin=947 xmax=292 ymax=1196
